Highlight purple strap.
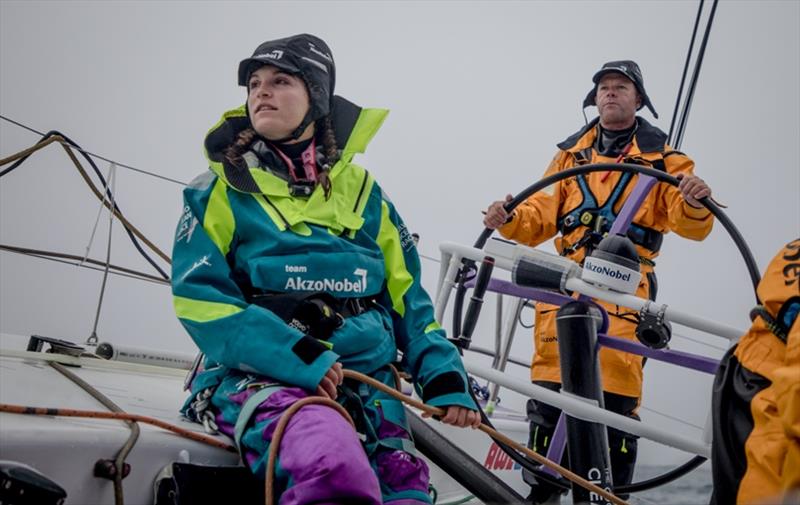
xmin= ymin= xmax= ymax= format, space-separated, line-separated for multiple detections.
xmin=598 ymin=334 xmax=719 ymax=374
xmin=542 ymin=414 xmax=567 ymax=478
xmin=609 ymin=175 xmax=659 ymax=235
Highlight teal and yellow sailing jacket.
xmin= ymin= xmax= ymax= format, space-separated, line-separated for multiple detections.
xmin=171 ymin=97 xmax=472 ymax=410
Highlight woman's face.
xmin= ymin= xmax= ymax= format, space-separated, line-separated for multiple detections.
xmin=247 ymin=65 xmax=313 ymax=142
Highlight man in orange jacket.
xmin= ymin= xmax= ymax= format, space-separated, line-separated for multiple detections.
xmin=484 ymin=60 xmax=714 ymax=503
xmin=711 ymin=238 xmax=800 ymax=504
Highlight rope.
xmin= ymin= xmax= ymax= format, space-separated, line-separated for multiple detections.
xmin=264 ymin=397 xmax=355 ymax=505
xmin=2 ymin=367 xmax=628 ymax=504
xmin=0 ymin=134 xmax=172 ymax=272
xmin=263 ymin=369 xmax=627 ymax=504
xmin=0 ymin=114 xmax=187 ymax=186
xmin=55 ymin=138 xmax=172 ymax=266
xmin=0 ymin=403 xmax=236 ymax=452
xmin=49 ymin=362 xmax=138 ymax=505
xmin=0 ymin=244 xmax=169 ymax=285
xmin=0 ymin=134 xmax=60 ymax=168
xmin=341 ymin=369 xmax=629 ymax=505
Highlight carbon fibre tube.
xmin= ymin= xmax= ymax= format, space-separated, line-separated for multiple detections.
xmin=406 ymin=408 xmax=525 ymax=504
xmin=557 ymin=301 xmax=614 ymax=504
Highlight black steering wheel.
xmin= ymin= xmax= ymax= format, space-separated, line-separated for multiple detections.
xmin=451 ymin=162 xmax=760 ymax=494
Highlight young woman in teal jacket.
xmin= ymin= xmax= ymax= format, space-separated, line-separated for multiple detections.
xmin=172 ymin=34 xmax=479 ymax=504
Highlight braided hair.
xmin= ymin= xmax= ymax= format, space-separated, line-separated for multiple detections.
xmin=223 ymin=115 xmax=340 ymax=200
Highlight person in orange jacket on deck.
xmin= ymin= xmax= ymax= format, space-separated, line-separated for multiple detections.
xmin=483 ymin=60 xmax=714 ymax=504
xmin=711 ymin=238 xmax=800 ymax=504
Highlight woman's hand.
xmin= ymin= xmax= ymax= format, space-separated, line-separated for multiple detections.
xmin=316 ymin=362 xmax=343 ymax=400
xmin=423 ymin=405 xmax=482 ymax=429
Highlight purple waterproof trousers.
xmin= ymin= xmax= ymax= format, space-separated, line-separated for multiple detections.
xmin=214 ymin=384 xmax=430 ymax=504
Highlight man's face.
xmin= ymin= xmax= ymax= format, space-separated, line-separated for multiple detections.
xmin=596 ymin=73 xmax=641 ymax=128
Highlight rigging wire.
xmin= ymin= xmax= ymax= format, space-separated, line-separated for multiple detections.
xmin=671 ymin=330 xmax=728 ymax=351
xmin=418 ymin=252 xmax=441 ymax=264
xmin=83 ymin=162 xmax=117 ymax=265
xmin=0 ymin=130 xmax=171 ymax=278
xmin=668 ymin=0 xmax=705 ymax=146
xmin=673 ymin=0 xmax=720 ymax=150
xmin=87 ymin=163 xmax=117 ymax=346
xmin=640 ymin=405 xmax=705 ymax=431
xmin=0 ymin=115 xmax=187 ymax=186
xmin=0 ymin=245 xmax=169 ymax=286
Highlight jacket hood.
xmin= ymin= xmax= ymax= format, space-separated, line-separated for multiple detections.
xmin=203 ymin=95 xmax=388 ymax=194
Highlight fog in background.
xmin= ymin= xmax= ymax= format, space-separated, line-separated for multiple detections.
xmin=2 ymin=1 xmax=798 ymax=466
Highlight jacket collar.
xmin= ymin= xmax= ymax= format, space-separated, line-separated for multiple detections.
xmin=203 ymin=95 xmax=388 ymax=194
xmin=557 ymin=116 xmax=668 ymax=153
xmin=202 ymin=96 xmax=386 ymax=235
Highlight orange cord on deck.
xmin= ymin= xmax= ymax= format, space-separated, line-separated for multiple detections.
xmin=0 ymin=403 xmax=236 ymax=452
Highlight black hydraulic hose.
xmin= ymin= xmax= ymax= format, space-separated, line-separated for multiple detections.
xmin=0 ymin=129 xmax=170 ymax=280
xmin=616 ymin=455 xmax=707 ymax=494
xmin=674 ymin=0 xmax=719 ymax=150
xmin=0 ymin=114 xmax=186 ymax=185
xmin=53 ymin=130 xmax=170 ymax=280
xmin=668 ymin=0 xmax=705 ymax=146
xmin=0 ymin=131 xmax=52 ymax=177
xmin=472 ymin=376 xmax=708 ymax=495
xmin=468 ymin=382 xmax=553 ymax=483
xmin=451 ymin=259 xmax=479 ymax=342
xmin=452 ymin=257 xmax=495 ymax=350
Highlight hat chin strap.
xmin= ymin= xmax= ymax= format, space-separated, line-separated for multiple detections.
xmin=289 ymin=113 xmax=315 ymax=141
xmin=269 ymin=113 xmax=315 ymax=144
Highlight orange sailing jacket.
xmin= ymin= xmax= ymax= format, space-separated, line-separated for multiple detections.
xmin=736 ymin=238 xmax=800 ymax=503
xmin=498 ymin=117 xmax=713 ymax=398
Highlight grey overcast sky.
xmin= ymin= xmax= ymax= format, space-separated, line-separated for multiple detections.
xmin=1 ymin=1 xmax=798 ymax=465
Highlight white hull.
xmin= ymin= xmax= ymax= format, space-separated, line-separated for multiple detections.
xmin=0 ymin=344 xmax=529 ymax=504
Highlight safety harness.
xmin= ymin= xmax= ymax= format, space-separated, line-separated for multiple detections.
xmin=248 ymin=290 xmax=377 ymax=341
xmin=749 ymin=296 xmax=800 ymax=344
xmin=557 ymin=147 xmax=667 ymax=258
